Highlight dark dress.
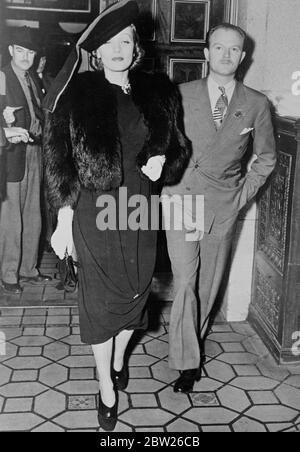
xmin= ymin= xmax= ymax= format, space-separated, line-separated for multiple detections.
xmin=73 ymin=84 xmax=158 ymax=344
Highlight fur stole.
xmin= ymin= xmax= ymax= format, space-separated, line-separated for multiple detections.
xmin=43 ymin=70 xmax=191 ymax=209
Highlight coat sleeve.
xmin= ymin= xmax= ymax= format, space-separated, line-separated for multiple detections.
xmin=162 ymin=81 xmax=192 ymax=186
xmin=0 ymin=127 xmax=7 ymax=201
xmin=238 ymin=96 xmax=277 ymax=209
xmin=43 ymin=95 xmax=80 ymax=210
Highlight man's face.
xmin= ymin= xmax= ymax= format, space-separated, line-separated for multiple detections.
xmin=9 ymin=45 xmax=36 ymax=71
xmin=204 ymin=28 xmax=246 ymax=78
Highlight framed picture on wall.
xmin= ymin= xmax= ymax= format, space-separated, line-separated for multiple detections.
xmin=5 ymin=0 xmax=98 ymax=22
xmin=171 ymin=0 xmax=210 ymax=43
xmin=169 ymin=58 xmax=207 ymax=84
xmin=136 ymin=0 xmax=157 ymax=41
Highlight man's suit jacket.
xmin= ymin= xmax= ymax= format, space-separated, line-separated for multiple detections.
xmin=163 ymin=78 xmax=277 ymax=233
xmin=0 ymin=63 xmax=44 ymax=182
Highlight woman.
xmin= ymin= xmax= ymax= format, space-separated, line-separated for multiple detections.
xmin=43 ymin=0 xmax=191 ymax=431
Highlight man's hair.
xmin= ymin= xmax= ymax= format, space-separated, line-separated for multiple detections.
xmin=206 ymin=23 xmax=247 ymax=49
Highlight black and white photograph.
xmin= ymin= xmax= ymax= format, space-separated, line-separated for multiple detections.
xmin=0 ymin=0 xmax=300 ymax=436
xmin=171 ymin=0 xmax=210 ymax=43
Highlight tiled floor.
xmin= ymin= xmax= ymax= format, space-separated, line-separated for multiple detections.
xmin=0 ymin=301 xmax=300 ymax=432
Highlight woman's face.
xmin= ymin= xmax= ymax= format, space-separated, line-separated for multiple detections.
xmin=96 ymin=26 xmax=134 ymax=73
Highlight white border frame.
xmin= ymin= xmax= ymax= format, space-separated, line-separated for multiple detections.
xmin=169 ymin=58 xmax=208 ymax=82
xmin=171 ymin=0 xmax=210 ymax=44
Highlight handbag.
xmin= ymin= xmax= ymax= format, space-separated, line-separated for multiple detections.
xmin=57 ymin=252 xmax=79 ymax=293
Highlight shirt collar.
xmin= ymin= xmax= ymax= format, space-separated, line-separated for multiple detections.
xmin=207 ymin=75 xmax=236 ymax=92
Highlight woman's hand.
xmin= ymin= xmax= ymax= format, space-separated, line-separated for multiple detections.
xmin=141 ymin=155 xmax=166 ymax=182
xmin=4 ymin=127 xmax=32 ymax=144
xmin=51 ymin=206 xmax=74 ymax=259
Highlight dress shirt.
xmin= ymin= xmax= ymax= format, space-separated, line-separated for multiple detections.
xmin=207 ymin=76 xmax=236 ymax=115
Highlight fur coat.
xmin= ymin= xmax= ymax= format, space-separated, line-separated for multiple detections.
xmin=43 ymin=70 xmax=191 ymax=209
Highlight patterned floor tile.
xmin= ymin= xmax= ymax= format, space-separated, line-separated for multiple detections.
xmin=274 ymin=383 xmax=300 ymax=411
xmin=205 ymin=340 xmax=223 ymax=358
xmin=53 ymin=411 xmax=99 ymax=429
xmin=222 ymin=342 xmax=246 ymax=353
xmin=4 ymin=397 xmax=33 ymax=413
xmin=0 ymin=396 xmax=4 ymax=412
xmin=56 ymin=380 xmax=99 ymax=395
xmin=126 ymin=378 xmax=166 ymax=394
xmin=145 ymin=340 xmax=169 ymax=359
xmin=128 ymin=354 xmax=159 ymax=367
xmin=193 ymin=378 xmax=224 ymax=392
xmin=113 ymin=421 xmax=133 ymax=432
xmin=24 ymin=309 xmax=48 ymax=316
xmin=69 ymin=368 xmax=95 ymax=381
xmin=32 ymin=421 xmax=65 ymax=432
xmin=266 ymin=423 xmax=295 ymax=432
xmin=46 ymin=316 xmax=70 ymax=326
xmin=217 ymin=386 xmax=251 ymax=412
xmin=245 ymin=405 xmax=298 ymax=423
xmin=248 ymin=391 xmax=279 ymax=405
xmin=0 ymin=309 xmax=24 ymax=316
xmin=68 ymin=395 xmax=96 ymax=411
xmin=60 ymin=335 xmax=84 ymax=346
xmin=23 ymin=328 xmax=45 ymax=336
xmin=151 ymin=360 xmax=178 ymax=384
xmin=257 ymin=357 xmax=291 ymax=381
xmin=166 ymin=418 xmax=199 ymax=432
xmin=39 ymin=363 xmax=68 ymax=387
xmin=0 ymin=364 xmax=12 ymax=385
xmin=284 ymin=376 xmax=300 ymax=389
xmin=0 ymin=382 xmax=47 ymax=397
xmin=12 ymin=370 xmax=38 ymax=382
xmin=208 ymin=332 xmax=245 ymax=343
xmin=136 ymin=427 xmax=164 ymax=432
xmin=47 ymin=309 xmax=71 ymax=316
xmin=204 ymin=360 xmax=236 ymax=383
xmin=211 ymin=324 xmax=233 ymax=333
xmin=0 ymin=413 xmax=44 ymax=431
xmin=4 ymin=356 xmax=51 ymax=370
xmin=0 ymin=317 xmax=22 ymax=327
xmin=129 ymin=367 xmax=152 ymax=379
xmin=0 ymin=328 xmax=22 ymax=341
xmin=11 ymin=336 xmax=53 ymax=347
xmin=119 ymin=408 xmax=174 ymax=427
xmin=232 ymin=417 xmax=267 ymax=432
xmin=183 ymin=407 xmax=238 ymax=425
xmin=45 ymin=327 xmax=71 ymax=340
xmin=18 ymin=347 xmax=43 ymax=356
xmin=217 ymin=352 xmax=258 ymax=365
xmin=158 ymin=386 xmax=191 ymax=414
xmin=131 ymin=394 xmax=158 ymax=408
xmin=190 ymin=392 xmax=219 ymax=407
xmin=43 ymin=342 xmax=70 ymax=361
xmin=58 ymin=356 xmax=95 ymax=368
xmin=22 ymin=317 xmax=46 ymax=326
xmin=233 ymin=365 xmax=261 ymax=376
xmin=230 ymin=377 xmax=279 ymax=391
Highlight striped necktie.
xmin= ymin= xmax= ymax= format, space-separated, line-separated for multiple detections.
xmin=213 ymin=86 xmax=228 ymax=129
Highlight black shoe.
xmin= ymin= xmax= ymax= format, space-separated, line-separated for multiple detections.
xmin=1 ymin=281 xmax=22 ymax=295
xmin=174 ymin=368 xmax=201 ymax=394
xmin=20 ymin=274 xmax=52 ymax=285
xmin=98 ymin=390 xmax=118 ymax=432
xmin=112 ymin=364 xmax=129 ymax=391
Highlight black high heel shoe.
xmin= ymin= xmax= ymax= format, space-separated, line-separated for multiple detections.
xmin=112 ymin=364 xmax=129 ymax=391
xmin=98 ymin=389 xmax=118 ymax=431
xmin=174 ymin=368 xmax=202 ymax=394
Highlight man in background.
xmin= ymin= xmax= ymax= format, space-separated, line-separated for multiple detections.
xmin=0 ymin=26 xmax=51 ymax=295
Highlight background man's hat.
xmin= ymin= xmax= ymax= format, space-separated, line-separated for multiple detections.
xmin=9 ymin=26 xmax=40 ymax=52
xmin=80 ymin=0 xmax=139 ymax=52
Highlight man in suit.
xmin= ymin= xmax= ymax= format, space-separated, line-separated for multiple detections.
xmin=0 ymin=26 xmax=51 ymax=295
xmin=162 ymin=23 xmax=277 ymax=393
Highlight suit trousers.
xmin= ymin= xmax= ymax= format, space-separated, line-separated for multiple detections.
xmin=166 ymin=215 xmax=237 ymax=370
xmin=0 ymin=145 xmax=42 ymax=284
